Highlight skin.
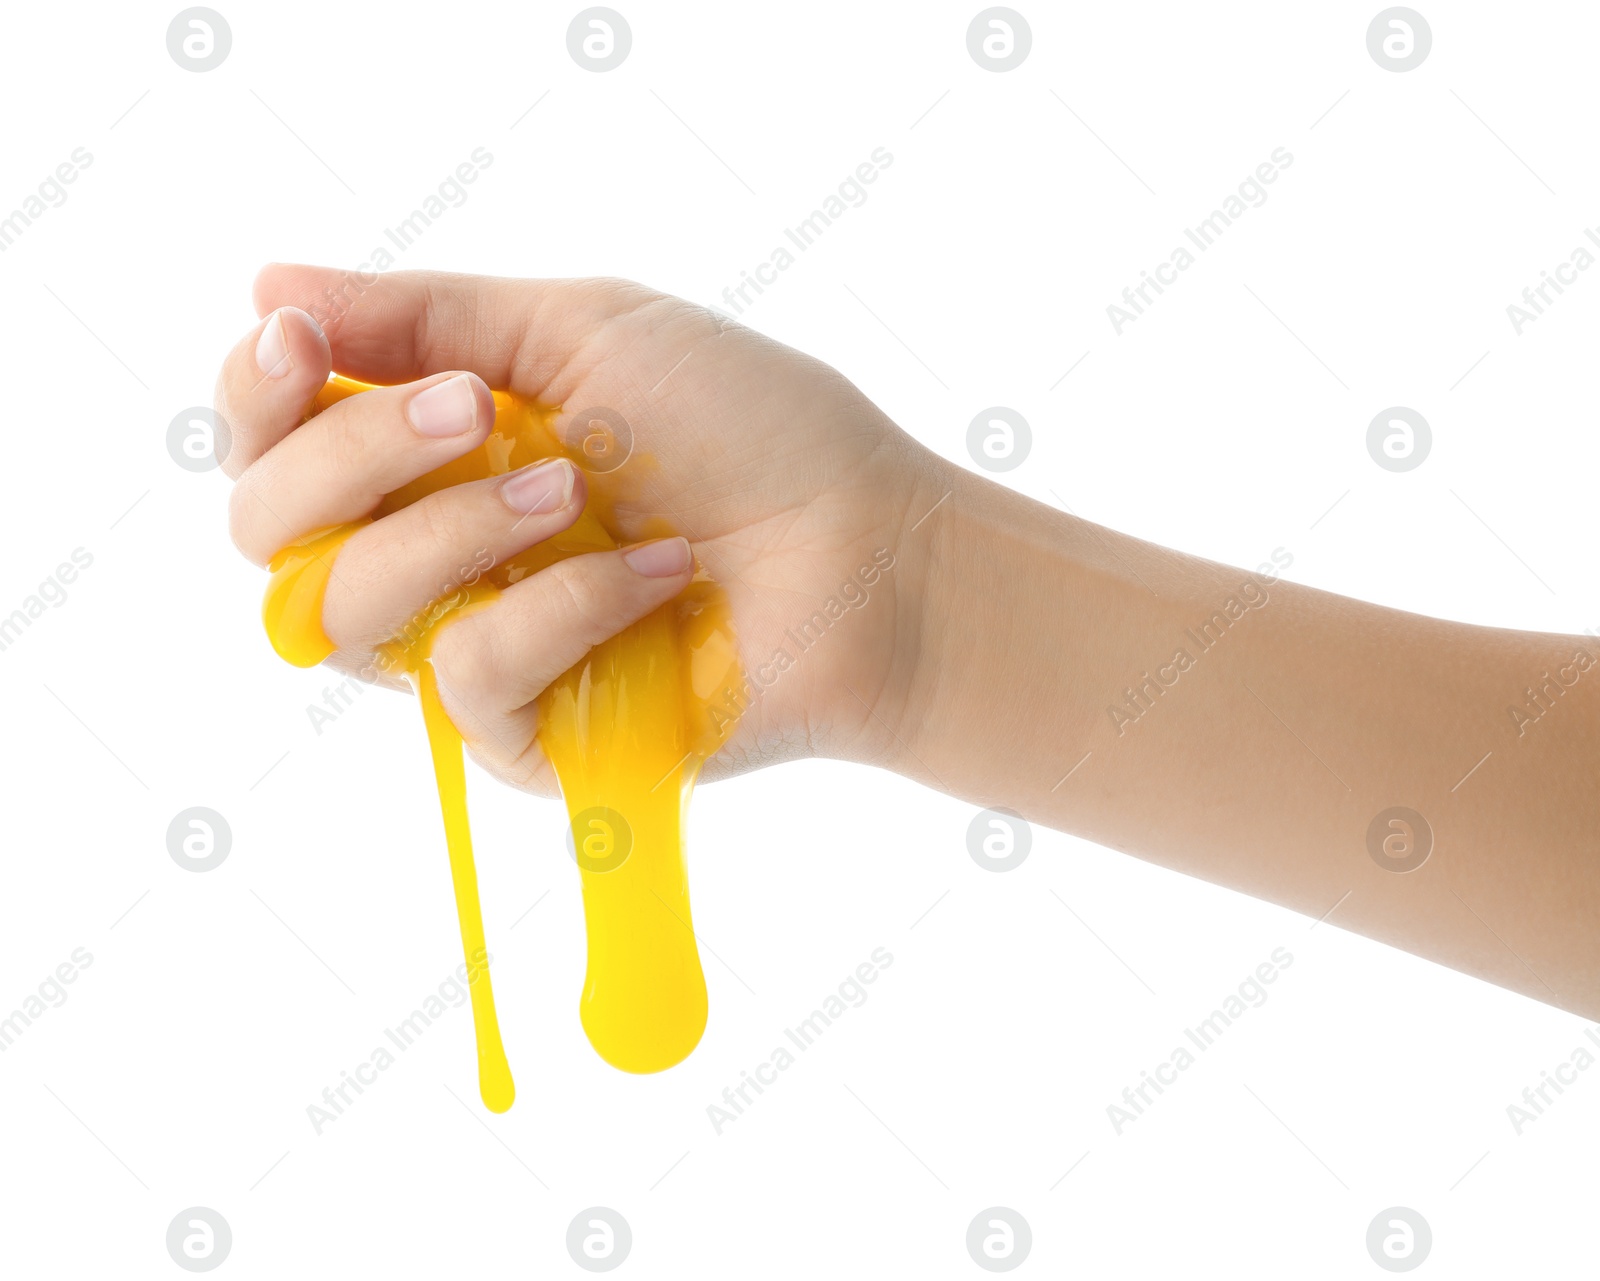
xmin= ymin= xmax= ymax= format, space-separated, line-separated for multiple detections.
xmin=219 ymin=264 xmax=1600 ymax=1021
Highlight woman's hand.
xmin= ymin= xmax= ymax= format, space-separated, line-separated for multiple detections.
xmin=216 ymin=265 xmax=941 ymax=794
xmin=215 ymin=263 xmax=1600 ymax=1019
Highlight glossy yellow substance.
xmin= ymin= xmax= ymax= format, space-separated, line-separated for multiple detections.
xmin=262 ymin=377 xmax=742 ymax=1107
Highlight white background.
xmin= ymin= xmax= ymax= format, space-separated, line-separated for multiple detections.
xmin=1 ymin=0 xmax=1596 ymax=1275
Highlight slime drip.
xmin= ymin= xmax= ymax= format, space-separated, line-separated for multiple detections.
xmin=261 ymin=377 xmax=742 ymax=1107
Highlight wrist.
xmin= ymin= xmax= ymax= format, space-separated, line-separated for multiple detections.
xmin=874 ymin=457 xmax=999 ymax=786
xmin=838 ymin=445 xmax=985 ymax=781
xmin=863 ymin=458 xmax=1129 ymax=802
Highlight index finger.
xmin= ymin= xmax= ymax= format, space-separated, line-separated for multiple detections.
xmin=252 ymin=264 xmax=660 ymax=401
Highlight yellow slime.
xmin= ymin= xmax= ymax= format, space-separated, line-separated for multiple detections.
xmin=260 ymin=377 xmax=742 ymax=1107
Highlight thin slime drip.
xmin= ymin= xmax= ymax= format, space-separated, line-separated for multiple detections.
xmin=412 ymin=648 xmax=516 ymax=1112
xmin=260 ymin=376 xmax=743 ymax=1107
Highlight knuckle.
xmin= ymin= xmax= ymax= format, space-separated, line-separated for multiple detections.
xmin=549 ymin=558 xmax=627 ymax=645
xmin=591 ymin=275 xmax=647 ymax=298
xmin=413 ymin=492 xmax=468 ymax=553
xmin=323 ymin=412 xmax=372 ymax=487
xmin=430 ymin=617 xmax=498 ymax=703
xmin=226 ymin=473 xmax=264 ymax=562
xmin=589 ymin=277 xmax=662 ymax=316
xmin=214 ymin=375 xmax=250 ymax=480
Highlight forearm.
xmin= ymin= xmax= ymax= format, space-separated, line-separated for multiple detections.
xmin=892 ymin=460 xmax=1600 ymax=1017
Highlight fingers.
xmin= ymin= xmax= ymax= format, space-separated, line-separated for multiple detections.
xmin=251 ymin=263 xmax=661 ymax=397
xmin=317 ymin=459 xmax=588 ymax=659
xmin=428 ymin=538 xmax=696 ymax=768
xmin=214 ymin=306 xmax=331 ymax=479
xmin=229 ymin=371 xmax=496 ymax=565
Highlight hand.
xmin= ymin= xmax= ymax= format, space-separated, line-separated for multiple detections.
xmin=216 ymin=265 xmax=939 ymax=794
xmin=214 ymin=266 xmax=1600 ymax=1018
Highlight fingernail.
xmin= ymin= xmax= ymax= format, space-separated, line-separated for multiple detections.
xmin=622 ymin=536 xmax=692 ymax=578
xmin=255 ymin=310 xmax=291 ymax=379
xmin=408 ymin=374 xmax=480 ymax=438
xmin=501 ymin=458 xmax=575 ymax=514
